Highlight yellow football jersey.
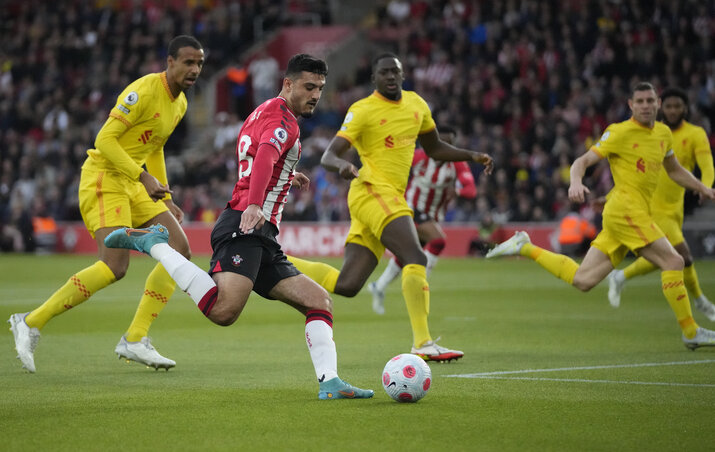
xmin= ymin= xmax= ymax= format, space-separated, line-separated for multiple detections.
xmin=337 ymin=90 xmax=436 ymax=194
xmin=84 ymin=72 xmax=187 ymax=179
xmin=650 ymin=120 xmax=714 ymax=212
xmin=590 ymin=118 xmax=673 ymax=214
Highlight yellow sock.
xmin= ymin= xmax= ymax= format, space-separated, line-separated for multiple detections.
xmin=125 ymin=263 xmax=176 ymax=342
xmin=26 ymin=261 xmax=116 ymax=329
xmin=520 ymin=243 xmax=579 ymax=285
xmin=683 ymin=265 xmax=703 ymax=299
xmin=287 ymin=255 xmax=338 ymax=293
xmin=623 ymin=257 xmax=657 ymax=280
xmin=661 ymin=270 xmax=698 ymax=339
xmin=402 ymin=264 xmax=431 ymax=348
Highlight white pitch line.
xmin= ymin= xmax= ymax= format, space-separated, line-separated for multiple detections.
xmin=465 ymin=376 xmax=715 ymax=388
xmin=444 ymin=359 xmax=715 ymax=378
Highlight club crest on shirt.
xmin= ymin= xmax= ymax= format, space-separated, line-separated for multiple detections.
xmin=124 ymin=91 xmax=139 ymax=105
xmin=231 ymin=254 xmax=243 ymax=266
xmin=274 ymin=127 xmax=288 ymax=143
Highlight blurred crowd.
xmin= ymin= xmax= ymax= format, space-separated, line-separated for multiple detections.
xmin=1 ymin=0 xmax=713 ymax=252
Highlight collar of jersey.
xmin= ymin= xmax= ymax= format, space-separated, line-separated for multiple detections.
xmin=276 ymin=96 xmax=297 ymax=119
xmin=160 ymin=72 xmax=177 ymax=102
xmin=629 ymin=116 xmax=655 ymax=130
xmin=372 ymin=90 xmax=402 ymax=105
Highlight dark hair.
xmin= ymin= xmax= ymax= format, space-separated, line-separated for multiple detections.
xmin=630 ymin=81 xmax=655 ymax=97
xmin=168 ymin=35 xmax=203 ymax=58
xmin=285 ymin=54 xmax=328 ymax=79
xmin=660 ymin=87 xmax=688 ymax=105
xmin=372 ymin=52 xmax=400 ymax=71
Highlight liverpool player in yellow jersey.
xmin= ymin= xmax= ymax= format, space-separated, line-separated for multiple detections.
xmin=487 ymin=82 xmax=715 ymax=349
xmin=607 ymin=87 xmax=715 ymax=319
xmin=8 ymin=36 xmax=204 ymax=372
xmin=288 ymin=53 xmax=493 ymax=361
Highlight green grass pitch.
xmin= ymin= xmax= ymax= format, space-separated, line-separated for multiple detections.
xmin=1 ymin=254 xmax=713 ymax=451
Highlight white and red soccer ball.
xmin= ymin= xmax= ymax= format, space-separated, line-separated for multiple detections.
xmin=382 ymin=353 xmax=432 ymax=402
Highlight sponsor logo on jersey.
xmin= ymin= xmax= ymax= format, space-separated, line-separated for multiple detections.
xmin=636 ymin=158 xmax=646 ymax=173
xmin=385 ymin=135 xmax=394 ymax=148
xmin=117 ymin=105 xmax=130 ymax=115
xmin=274 ymin=127 xmax=288 ymax=143
xmin=124 ymin=91 xmax=139 ymax=105
xmin=138 ymin=130 xmax=153 ymax=145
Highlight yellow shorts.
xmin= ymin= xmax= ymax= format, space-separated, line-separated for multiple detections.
xmin=591 ymin=209 xmax=664 ymax=267
xmin=79 ymin=167 xmax=168 ymax=238
xmin=652 ymin=209 xmax=685 ymax=246
xmin=345 ymin=181 xmax=413 ymax=260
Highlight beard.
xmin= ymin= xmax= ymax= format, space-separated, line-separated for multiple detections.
xmin=663 ymin=114 xmax=684 ymax=129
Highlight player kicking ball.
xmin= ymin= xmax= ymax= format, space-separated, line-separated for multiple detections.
xmin=106 ymin=54 xmax=372 ymax=399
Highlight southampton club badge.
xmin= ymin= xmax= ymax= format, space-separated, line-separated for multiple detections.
xmin=232 ymin=254 xmax=243 ymax=266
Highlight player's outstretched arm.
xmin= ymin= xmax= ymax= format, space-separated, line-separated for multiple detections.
xmin=568 ymin=150 xmax=601 ymax=203
xmin=321 ymin=135 xmax=359 ymax=180
xmin=419 ymin=129 xmax=493 ymax=175
xmin=664 ymin=154 xmax=715 ymax=201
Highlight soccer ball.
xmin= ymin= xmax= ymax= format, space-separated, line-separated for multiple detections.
xmin=381 ymin=353 xmax=432 ymax=402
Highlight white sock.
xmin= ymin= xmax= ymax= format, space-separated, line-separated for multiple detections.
xmin=425 ymin=251 xmax=439 ymax=278
xmin=375 ymin=258 xmax=402 ymax=292
xmin=149 ymin=243 xmax=216 ymax=306
xmin=305 ymin=317 xmax=338 ymax=382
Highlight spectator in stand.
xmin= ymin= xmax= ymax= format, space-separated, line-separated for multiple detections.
xmin=248 ymin=50 xmax=280 ymax=108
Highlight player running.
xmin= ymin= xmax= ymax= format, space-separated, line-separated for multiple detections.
xmin=9 ymin=36 xmax=204 ymax=372
xmin=486 ymin=82 xmax=715 ymax=350
xmin=368 ymin=126 xmax=477 ymax=315
xmin=105 ymin=54 xmax=373 ymax=400
xmin=607 ymin=87 xmax=715 ymax=319
xmin=287 ymin=53 xmax=493 ymax=362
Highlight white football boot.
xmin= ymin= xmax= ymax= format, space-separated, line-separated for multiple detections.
xmin=485 ymin=231 xmax=530 ymax=259
xmin=683 ymin=327 xmax=715 ymax=350
xmin=115 ymin=335 xmax=175 ymax=370
xmin=607 ymin=270 xmax=625 ymax=308
xmin=411 ymin=338 xmax=463 ymax=362
xmin=8 ymin=312 xmax=40 ymax=373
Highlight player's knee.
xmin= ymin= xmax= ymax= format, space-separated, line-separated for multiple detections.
xmin=664 ymin=253 xmax=684 ymax=271
xmin=313 ymin=293 xmax=333 ymax=313
xmin=335 ymin=283 xmax=361 ymax=298
xmin=572 ymin=275 xmax=596 ymax=292
xmin=209 ymin=309 xmax=238 ymax=326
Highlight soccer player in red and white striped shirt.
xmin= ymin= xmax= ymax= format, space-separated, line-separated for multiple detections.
xmin=368 ymin=127 xmax=476 ymax=314
xmin=105 ymin=54 xmax=373 ymax=400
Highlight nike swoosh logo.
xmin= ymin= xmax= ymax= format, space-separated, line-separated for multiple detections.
xmin=339 ymin=390 xmax=355 ymax=398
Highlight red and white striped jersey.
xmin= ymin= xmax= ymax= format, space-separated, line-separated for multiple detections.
xmin=228 ymin=97 xmax=301 ymax=228
xmin=404 ymin=148 xmax=477 ymax=222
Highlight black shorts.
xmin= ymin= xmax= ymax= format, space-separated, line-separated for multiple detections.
xmin=412 ymin=208 xmax=434 ymax=225
xmin=208 ymin=208 xmax=300 ymax=299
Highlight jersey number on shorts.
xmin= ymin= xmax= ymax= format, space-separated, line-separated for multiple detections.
xmin=237 ymin=134 xmax=254 ymax=180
